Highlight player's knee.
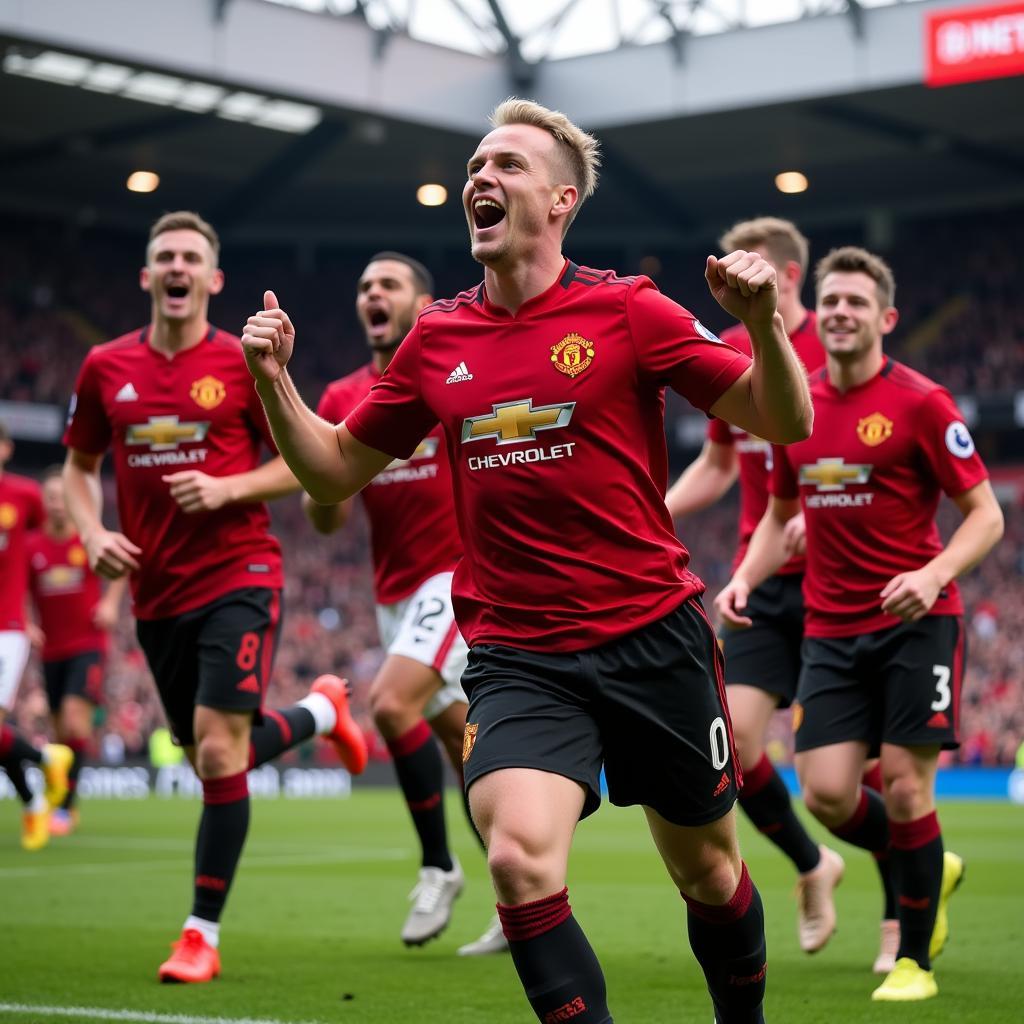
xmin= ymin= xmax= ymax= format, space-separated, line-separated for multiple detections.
xmin=802 ymin=782 xmax=854 ymax=827
xmin=193 ymin=736 xmax=238 ymax=779
xmin=731 ymin=728 xmax=762 ymax=773
xmin=486 ymin=834 xmax=554 ymax=903
xmin=369 ymin=689 xmax=412 ymax=736
xmin=882 ymin=772 xmax=928 ymax=819
xmin=675 ymin=848 xmax=742 ymax=904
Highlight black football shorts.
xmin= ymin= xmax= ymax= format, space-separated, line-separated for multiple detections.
xmin=43 ymin=649 xmax=105 ymax=712
xmin=461 ymin=597 xmax=739 ymax=827
xmin=794 ymin=615 xmax=964 ymax=753
xmin=719 ymin=572 xmax=805 ymax=707
xmin=136 ymin=587 xmax=282 ymax=746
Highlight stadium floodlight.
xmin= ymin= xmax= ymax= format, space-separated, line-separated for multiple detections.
xmin=126 ymin=170 xmax=160 ymax=193
xmin=775 ymin=171 xmax=809 ymax=194
xmin=81 ymin=62 xmax=134 ymax=94
xmin=4 ymin=49 xmax=90 ymax=85
xmin=252 ymin=98 xmax=323 ymax=133
xmin=417 ymin=184 xmax=449 ymax=206
xmin=122 ymin=71 xmax=188 ymax=106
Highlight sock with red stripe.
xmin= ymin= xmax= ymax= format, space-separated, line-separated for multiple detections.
xmin=61 ymin=737 xmax=89 ymax=811
xmin=497 ymin=887 xmax=611 ymax=1023
xmin=684 ymin=864 xmax=767 ymax=1024
xmin=861 ymin=764 xmax=897 ymax=920
xmin=386 ymin=720 xmax=451 ymax=871
xmin=889 ymin=812 xmax=943 ymax=968
xmin=192 ymin=772 xmax=250 ymax=923
xmin=249 ymin=707 xmax=316 ymax=767
xmin=738 ymin=754 xmax=820 ymax=874
xmin=828 ymin=786 xmax=889 ymax=855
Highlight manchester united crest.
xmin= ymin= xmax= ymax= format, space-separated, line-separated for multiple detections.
xmin=462 ymin=723 xmax=479 ymax=764
xmin=190 ymin=375 xmax=226 ymax=411
xmin=0 ymin=503 xmax=17 ymax=529
xmin=856 ymin=412 xmax=893 ymax=447
xmin=550 ymin=333 xmax=595 ymax=378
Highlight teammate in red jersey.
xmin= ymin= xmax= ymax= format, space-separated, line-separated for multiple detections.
xmin=0 ymin=423 xmax=74 ymax=850
xmin=716 ymin=246 xmax=1003 ymax=1003
xmin=309 ymin=252 xmax=504 ymax=954
xmin=243 ymin=99 xmax=813 ymax=1023
xmin=26 ymin=466 xmax=127 ymax=835
xmin=62 ymin=211 xmax=367 ymax=984
xmin=667 ymin=218 xmax=898 ymax=967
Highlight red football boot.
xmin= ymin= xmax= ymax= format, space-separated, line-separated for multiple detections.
xmin=310 ymin=674 xmax=368 ymax=775
xmin=158 ymin=928 xmax=221 ymax=983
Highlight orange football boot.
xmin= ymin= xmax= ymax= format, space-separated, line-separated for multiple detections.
xmin=158 ymin=928 xmax=221 ymax=983
xmin=311 ymin=675 xmax=368 ymax=775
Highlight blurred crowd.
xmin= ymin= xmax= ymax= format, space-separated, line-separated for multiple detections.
xmin=2 ymin=207 xmax=1022 ymax=767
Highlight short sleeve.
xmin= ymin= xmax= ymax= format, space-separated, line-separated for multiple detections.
xmin=627 ymin=278 xmax=751 ymax=413
xmin=63 ymin=351 xmax=111 ymax=455
xmin=344 ymin=324 xmax=438 ymax=460
xmin=771 ymin=445 xmax=799 ymax=500
xmin=245 ymin=379 xmax=278 ymax=453
xmin=916 ymin=389 xmax=988 ymax=497
xmin=707 ymin=417 xmax=734 ymax=444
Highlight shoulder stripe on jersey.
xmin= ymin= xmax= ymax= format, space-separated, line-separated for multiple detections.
xmin=880 ymin=357 xmax=895 ymax=378
xmin=559 ymin=262 xmax=579 ymax=288
xmin=572 ymin=266 xmax=638 ymax=287
xmin=420 ymin=285 xmax=484 ymax=319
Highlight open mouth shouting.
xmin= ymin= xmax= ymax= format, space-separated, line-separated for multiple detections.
xmin=364 ymin=305 xmax=392 ymax=341
xmin=472 ymin=197 xmax=506 ymax=234
xmin=163 ymin=281 xmax=191 ymax=313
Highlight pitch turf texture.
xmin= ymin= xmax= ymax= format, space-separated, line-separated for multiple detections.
xmin=3 ymin=793 xmax=1022 ymax=1024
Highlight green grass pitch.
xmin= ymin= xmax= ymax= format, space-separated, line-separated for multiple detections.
xmin=3 ymin=792 xmax=1022 ymax=1023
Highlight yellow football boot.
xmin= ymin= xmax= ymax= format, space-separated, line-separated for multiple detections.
xmin=21 ymin=809 xmax=50 ymax=851
xmin=42 ymin=743 xmax=73 ymax=810
xmin=871 ymin=957 xmax=938 ymax=1002
xmin=930 ymin=850 xmax=964 ymax=961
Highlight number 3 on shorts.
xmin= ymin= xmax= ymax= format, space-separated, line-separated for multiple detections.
xmin=931 ymin=664 xmax=951 ymax=712
xmin=709 ymin=716 xmax=729 ymax=770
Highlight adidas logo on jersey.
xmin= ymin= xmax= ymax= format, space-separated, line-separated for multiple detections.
xmin=115 ymin=382 xmax=139 ymax=402
xmin=446 ymin=361 xmax=473 ymax=384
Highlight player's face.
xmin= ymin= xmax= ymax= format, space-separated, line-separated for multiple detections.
xmin=356 ymin=260 xmax=423 ymax=352
xmin=42 ymin=476 xmax=68 ymax=529
xmin=140 ymin=229 xmax=224 ymax=324
xmin=464 ymin=124 xmax=570 ymax=267
xmin=817 ymin=271 xmax=896 ymax=360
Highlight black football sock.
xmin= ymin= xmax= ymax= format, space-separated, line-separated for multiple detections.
xmin=1 ymin=758 xmax=33 ymax=805
xmin=739 ymin=754 xmax=820 ymax=874
xmin=889 ymin=812 xmax=943 ymax=969
xmin=386 ymin=720 xmax=452 ymax=871
xmin=684 ymin=864 xmax=767 ymax=1024
xmin=1 ymin=725 xmax=43 ymax=764
xmin=191 ymin=772 xmax=250 ymax=923
xmin=249 ymin=707 xmax=316 ymax=768
xmin=62 ymin=737 xmax=89 ymax=811
xmin=828 ymin=786 xmax=889 ymax=854
xmin=860 ymin=764 xmax=897 ymax=919
xmin=497 ymin=888 xmax=612 ymax=1023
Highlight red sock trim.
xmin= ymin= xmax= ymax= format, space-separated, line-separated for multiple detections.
xmin=741 ymin=754 xmax=776 ymax=797
xmin=387 ymin=719 xmax=432 ymax=759
xmin=497 ymin=887 xmax=571 ymax=942
xmin=682 ymin=863 xmax=753 ymax=924
xmin=0 ymin=724 xmax=14 ymax=760
xmin=264 ymin=708 xmax=292 ymax=747
xmin=65 ymin=737 xmax=89 ymax=755
xmin=832 ymin=789 xmax=869 ymax=839
xmin=889 ymin=811 xmax=940 ymax=850
xmin=862 ymin=762 xmax=883 ymax=792
xmin=202 ymin=771 xmax=249 ymax=806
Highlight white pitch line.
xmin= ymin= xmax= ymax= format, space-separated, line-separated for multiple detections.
xmin=0 ymin=847 xmax=408 ymax=878
xmin=0 ymin=1004 xmax=324 ymax=1024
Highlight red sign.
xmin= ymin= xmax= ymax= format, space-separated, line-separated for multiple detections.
xmin=926 ymin=1 xmax=1024 ymax=86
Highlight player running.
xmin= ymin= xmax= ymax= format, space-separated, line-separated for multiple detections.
xmin=0 ymin=423 xmax=73 ymax=850
xmin=667 ymin=217 xmax=897 ymax=968
xmin=716 ymin=246 xmax=1003 ymax=1002
xmin=243 ymin=99 xmax=813 ymax=1023
xmin=62 ymin=211 xmax=368 ymax=984
xmin=308 ymin=251 xmax=505 ymax=955
xmin=26 ymin=466 xmax=127 ymax=835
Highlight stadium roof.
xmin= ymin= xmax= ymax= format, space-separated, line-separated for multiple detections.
xmin=257 ymin=0 xmax=926 ymax=64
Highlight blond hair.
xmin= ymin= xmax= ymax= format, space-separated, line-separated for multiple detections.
xmin=720 ymin=217 xmax=809 ymax=280
xmin=489 ymin=98 xmax=601 ymax=232
xmin=815 ymin=246 xmax=896 ymax=307
xmin=148 ymin=211 xmax=220 ymax=263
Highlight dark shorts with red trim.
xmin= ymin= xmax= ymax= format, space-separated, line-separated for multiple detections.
xmin=460 ymin=597 xmax=739 ymax=826
xmin=794 ymin=615 xmax=964 ymax=753
xmin=136 ymin=587 xmax=282 ymax=746
xmin=43 ymin=650 xmax=105 ymax=711
xmin=719 ymin=572 xmax=804 ymax=707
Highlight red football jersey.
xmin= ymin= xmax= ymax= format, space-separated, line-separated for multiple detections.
xmin=0 ymin=473 xmax=44 ymax=630
xmin=346 ymin=262 xmax=751 ymax=651
xmin=63 ymin=326 xmax=283 ymax=620
xmin=27 ymin=532 xmax=107 ymax=661
xmin=772 ymin=359 xmax=988 ymax=637
xmin=318 ymin=364 xmax=461 ymax=604
xmin=707 ymin=313 xmax=824 ymax=574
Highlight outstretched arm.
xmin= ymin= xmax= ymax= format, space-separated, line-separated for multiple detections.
xmin=665 ymin=440 xmax=737 ymax=519
xmin=705 ymin=251 xmax=813 ymax=444
xmin=241 ymin=291 xmax=393 ymax=504
xmin=164 ymin=456 xmax=302 ymax=514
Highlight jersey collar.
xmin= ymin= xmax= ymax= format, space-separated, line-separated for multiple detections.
xmin=480 ymin=259 xmax=575 ymax=320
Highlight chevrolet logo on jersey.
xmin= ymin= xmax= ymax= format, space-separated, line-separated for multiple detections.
xmin=799 ymin=458 xmax=873 ymax=492
xmin=462 ymin=400 xmax=575 ymax=446
xmin=126 ymin=417 xmax=210 ymax=451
